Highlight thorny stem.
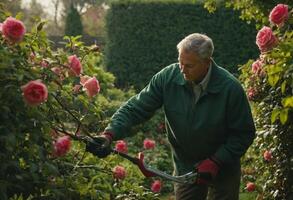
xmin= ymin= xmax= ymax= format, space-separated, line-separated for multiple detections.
xmin=63 ymin=162 xmax=112 ymax=175
xmin=51 ymin=93 xmax=94 ymax=138
xmin=52 ymin=93 xmax=80 ymax=124
xmin=73 ymin=151 xmax=87 ymax=171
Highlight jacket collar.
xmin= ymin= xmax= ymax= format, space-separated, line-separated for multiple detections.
xmin=174 ymin=59 xmax=225 ymax=94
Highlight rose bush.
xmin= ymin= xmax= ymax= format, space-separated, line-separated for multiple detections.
xmin=0 ymin=9 xmax=164 ymax=199
xmin=204 ymin=1 xmax=292 ymax=199
xmin=238 ymin=3 xmax=292 ymax=200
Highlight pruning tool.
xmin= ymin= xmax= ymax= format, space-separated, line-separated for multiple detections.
xmin=76 ymin=135 xmax=204 ymax=184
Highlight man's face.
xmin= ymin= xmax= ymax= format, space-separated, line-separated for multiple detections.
xmin=178 ymin=50 xmax=210 ymax=83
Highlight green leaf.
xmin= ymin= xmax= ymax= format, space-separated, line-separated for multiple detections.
xmin=280 ymin=108 xmax=289 ymax=124
xmin=266 ymin=64 xmax=283 ymax=75
xmin=281 ymin=81 xmax=286 ymax=94
xmin=268 ymin=74 xmax=280 ymax=87
xmin=15 ymin=12 xmax=24 ymax=20
xmin=37 ymin=21 xmax=46 ymax=32
xmin=271 ymin=108 xmax=280 ymax=123
xmin=281 ymin=96 xmax=293 ymax=108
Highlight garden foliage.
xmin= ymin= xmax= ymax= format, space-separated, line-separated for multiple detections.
xmin=204 ymin=1 xmax=293 ymax=199
xmin=105 ymin=0 xmax=258 ymax=90
xmin=65 ymin=4 xmax=83 ymax=36
xmin=0 ymin=4 xmax=171 ymax=199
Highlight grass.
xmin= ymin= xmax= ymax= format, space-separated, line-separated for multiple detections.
xmin=159 ymin=192 xmax=258 ymax=200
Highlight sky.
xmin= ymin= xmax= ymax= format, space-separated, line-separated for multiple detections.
xmin=21 ymin=0 xmax=56 ymax=18
xmin=22 ymin=0 xmax=53 ymax=10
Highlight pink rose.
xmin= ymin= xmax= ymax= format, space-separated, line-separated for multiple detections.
xmin=51 ymin=67 xmax=64 ymax=82
xmin=51 ymin=67 xmax=61 ymax=75
xmin=40 ymin=60 xmax=49 ymax=68
xmin=73 ymin=84 xmax=82 ymax=94
xmin=53 ymin=136 xmax=71 ymax=157
xmin=0 ymin=23 xmax=2 ymax=32
xmin=247 ymin=87 xmax=256 ymax=101
xmin=269 ymin=4 xmax=289 ymax=27
xmin=80 ymin=75 xmax=91 ymax=85
xmin=256 ymin=26 xmax=278 ymax=52
xmin=83 ymin=77 xmax=100 ymax=98
xmin=143 ymin=138 xmax=156 ymax=150
xmin=68 ymin=55 xmax=82 ymax=76
xmin=251 ymin=60 xmax=263 ymax=75
xmin=157 ymin=122 xmax=165 ymax=132
xmin=263 ymin=150 xmax=272 ymax=161
xmin=115 ymin=140 xmax=128 ymax=154
xmin=21 ymin=80 xmax=48 ymax=106
xmin=50 ymin=129 xmax=59 ymax=138
xmin=113 ymin=165 xmax=126 ymax=180
xmin=29 ymin=52 xmax=36 ymax=62
xmin=2 ymin=17 xmax=26 ymax=43
xmin=151 ymin=180 xmax=162 ymax=193
xmin=246 ymin=182 xmax=256 ymax=192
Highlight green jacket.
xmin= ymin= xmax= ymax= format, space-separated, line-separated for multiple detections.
xmin=106 ymin=61 xmax=255 ymax=175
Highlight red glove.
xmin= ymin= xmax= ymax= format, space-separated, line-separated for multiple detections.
xmin=196 ymin=157 xmax=221 ymax=185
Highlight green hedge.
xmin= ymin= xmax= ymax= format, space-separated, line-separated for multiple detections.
xmin=105 ymin=1 xmax=258 ymax=90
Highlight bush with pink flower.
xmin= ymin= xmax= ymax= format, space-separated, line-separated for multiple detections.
xmin=204 ymin=1 xmax=292 ymax=199
xmin=235 ymin=3 xmax=292 ymax=200
xmin=0 ymin=11 xmax=156 ymax=200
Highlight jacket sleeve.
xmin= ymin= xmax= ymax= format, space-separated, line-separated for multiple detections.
xmin=105 ymin=72 xmax=164 ymax=140
xmin=214 ymin=83 xmax=256 ymax=164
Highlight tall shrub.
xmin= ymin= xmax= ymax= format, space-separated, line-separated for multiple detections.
xmin=105 ymin=1 xmax=258 ymax=90
xmin=65 ymin=4 xmax=83 ymax=36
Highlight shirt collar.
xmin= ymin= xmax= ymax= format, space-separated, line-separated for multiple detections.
xmin=194 ymin=62 xmax=212 ymax=92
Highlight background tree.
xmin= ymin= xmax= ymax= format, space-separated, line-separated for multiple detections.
xmin=0 ymin=0 xmax=22 ymax=16
xmin=22 ymin=0 xmax=46 ymax=30
xmin=64 ymin=4 xmax=83 ymax=36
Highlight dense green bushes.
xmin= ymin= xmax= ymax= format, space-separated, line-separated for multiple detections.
xmin=65 ymin=5 xmax=83 ymax=36
xmin=0 ymin=8 xmax=171 ymax=199
xmin=105 ymin=1 xmax=258 ymax=90
xmin=203 ymin=1 xmax=293 ymax=199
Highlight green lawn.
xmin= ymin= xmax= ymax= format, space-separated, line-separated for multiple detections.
xmin=160 ymin=192 xmax=257 ymax=200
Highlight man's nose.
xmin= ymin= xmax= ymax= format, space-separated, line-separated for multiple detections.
xmin=180 ymin=64 xmax=186 ymax=73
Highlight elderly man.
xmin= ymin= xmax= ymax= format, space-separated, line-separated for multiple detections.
xmin=87 ymin=33 xmax=255 ymax=200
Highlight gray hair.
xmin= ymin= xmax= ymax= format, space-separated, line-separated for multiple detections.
xmin=177 ymin=33 xmax=214 ymax=59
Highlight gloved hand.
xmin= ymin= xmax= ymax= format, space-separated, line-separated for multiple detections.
xmin=85 ymin=132 xmax=113 ymax=158
xmin=196 ymin=156 xmax=221 ymax=185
